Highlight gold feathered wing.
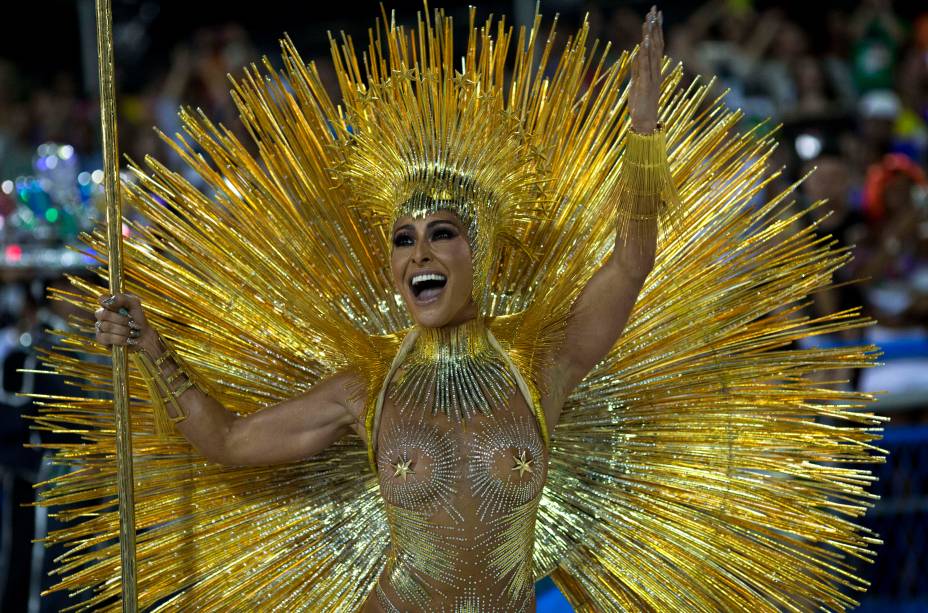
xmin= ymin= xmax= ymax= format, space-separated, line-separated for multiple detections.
xmin=31 ymin=7 xmax=883 ymax=612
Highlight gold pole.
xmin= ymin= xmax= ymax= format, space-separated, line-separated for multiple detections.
xmin=94 ymin=0 xmax=138 ymax=609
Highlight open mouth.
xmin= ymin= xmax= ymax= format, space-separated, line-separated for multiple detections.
xmin=410 ymin=272 xmax=447 ymax=303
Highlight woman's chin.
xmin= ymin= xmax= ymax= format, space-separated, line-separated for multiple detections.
xmin=412 ymin=307 xmax=450 ymax=329
xmin=408 ymin=292 xmax=463 ymax=328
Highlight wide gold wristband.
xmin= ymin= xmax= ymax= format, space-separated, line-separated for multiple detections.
xmin=614 ymin=126 xmax=682 ymax=239
xmin=132 ymin=336 xmax=204 ymax=437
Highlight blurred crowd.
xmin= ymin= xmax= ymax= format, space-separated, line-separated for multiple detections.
xmin=0 ymin=22 xmax=259 ymax=181
xmin=1 ymin=0 xmax=928 ymax=610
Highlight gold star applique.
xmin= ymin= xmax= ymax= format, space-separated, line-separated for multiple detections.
xmin=392 ymin=458 xmax=414 ymax=481
xmin=391 ymin=66 xmax=419 ymax=81
xmin=511 ymin=450 xmax=533 ymax=478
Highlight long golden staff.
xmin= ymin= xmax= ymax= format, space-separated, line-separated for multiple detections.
xmin=94 ymin=0 xmax=138 ymax=608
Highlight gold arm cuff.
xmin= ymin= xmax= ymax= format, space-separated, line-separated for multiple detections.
xmin=613 ymin=126 xmax=682 ymax=238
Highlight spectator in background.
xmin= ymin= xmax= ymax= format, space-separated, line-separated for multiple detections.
xmin=797 ymin=150 xmax=868 ymax=387
xmin=751 ymin=16 xmax=808 ymax=115
xmin=859 ymin=153 xmax=928 ymax=326
xmin=791 ymin=55 xmax=835 ymax=118
xmin=857 ymin=89 xmax=903 ymax=167
xmin=822 ymin=8 xmax=859 ymax=111
xmin=895 ymin=13 xmax=928 ymax=164
xmin=803 ymin=152 xmax=867 ymax=283
xmin=851 ymin=0 xmax=906 ymax=94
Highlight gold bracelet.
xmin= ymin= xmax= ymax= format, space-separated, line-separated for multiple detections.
xmin=132 ymin=337 xmax=204 ymax=436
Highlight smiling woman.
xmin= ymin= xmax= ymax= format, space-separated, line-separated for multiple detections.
xmin=391 ymin=212 xmax=476 ymax=329
xmin=33 ymin=4 xmax=884 ymax=612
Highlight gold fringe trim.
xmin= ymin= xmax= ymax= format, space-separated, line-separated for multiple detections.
xmin=614 ymin=127 xmax=682 ymax=241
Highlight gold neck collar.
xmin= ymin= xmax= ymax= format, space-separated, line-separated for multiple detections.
xmin=390 ymin=318 xmax=516 ymax=421
xmin=411 ymin=318 xmax=491 ymax=360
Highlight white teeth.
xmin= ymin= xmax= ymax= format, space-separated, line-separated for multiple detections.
xmin=411 ymin=273 xmax=447 ymax=286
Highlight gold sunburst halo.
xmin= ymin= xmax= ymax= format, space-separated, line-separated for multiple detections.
xmin=27 ymin=5 xmax=884 ymax=611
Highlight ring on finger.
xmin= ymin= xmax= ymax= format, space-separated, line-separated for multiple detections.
xmin=95 ymin=321 xmax=104 ymax=332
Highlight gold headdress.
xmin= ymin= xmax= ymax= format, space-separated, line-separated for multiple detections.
xmin=30 ymin=6 xmax=883 ymax=612
xmin=332 ymin=11 xmax=545 ymax=309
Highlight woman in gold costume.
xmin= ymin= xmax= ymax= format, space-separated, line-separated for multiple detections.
xmin=37 ymin=4 xmax=882 ymax=612
xmin=94 ymin=9 xmax=667 ymax=610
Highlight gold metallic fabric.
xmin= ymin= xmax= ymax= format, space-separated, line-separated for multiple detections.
xmin=29 ymin=6 xmax=883 ymax=611
xmin=375 ymin=358 xmax=547 ymax=610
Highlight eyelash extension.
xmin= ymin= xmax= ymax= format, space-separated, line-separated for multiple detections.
xmin=393 ymin=227 xmax=456 ymax=247
xmin=393 ymin=234 xmax=414 ymax=247
xmin=431 ymin=228 xmax=456 ymax=240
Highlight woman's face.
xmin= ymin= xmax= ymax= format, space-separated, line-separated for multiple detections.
xmin=391 ymin=211 xmax=477 ymax=328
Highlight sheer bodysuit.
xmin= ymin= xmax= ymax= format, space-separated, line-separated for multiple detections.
xmin=362 ymin=356 xmax=549 ymax=612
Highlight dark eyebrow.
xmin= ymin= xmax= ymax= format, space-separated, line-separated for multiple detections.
xmin=393 ymin=220 xmax=457 ymax=234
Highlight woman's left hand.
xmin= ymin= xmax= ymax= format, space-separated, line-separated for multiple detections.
xmin=629 ymin=6 xmax=664 ymax=134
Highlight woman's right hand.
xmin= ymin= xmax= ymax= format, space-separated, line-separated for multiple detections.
xmin=95 ymin=293 xmax=159 ymax=352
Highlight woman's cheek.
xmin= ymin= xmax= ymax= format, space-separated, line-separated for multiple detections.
xmin=390 ymin=253 xmax=406 ymax=290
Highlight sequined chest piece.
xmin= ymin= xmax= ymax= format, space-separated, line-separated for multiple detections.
xmin=373 ymin=324 xmax=548 ymax=612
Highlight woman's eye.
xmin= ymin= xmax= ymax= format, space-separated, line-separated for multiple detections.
xmin=393 ymin=234 xmax=413 ymax=247
xmin=432 ymin=228 xmax=456 ymax=240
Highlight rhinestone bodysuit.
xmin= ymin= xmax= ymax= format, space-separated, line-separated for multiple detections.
xmin=363 ymin=326 xmax=548 ymax=612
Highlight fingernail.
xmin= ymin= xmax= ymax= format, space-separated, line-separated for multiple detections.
xmin=119 ymin=307 xmax=130 ymax=317
xmin=101 ymin=295 xmax=117 ymax=307
xmin=127 ymin=337 xmax=138 ymax=346
xmin=128 ymin=320 xmax=141 ymax=330
xmin=130 ymin=329 xmax=141 ymax=338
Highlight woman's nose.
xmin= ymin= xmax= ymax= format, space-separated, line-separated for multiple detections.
xmin=413 ymin=238 xmax=432 ymax=263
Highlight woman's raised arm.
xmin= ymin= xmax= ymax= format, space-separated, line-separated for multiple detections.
xmin=95 ymin=293 xmax=364 ymax=466
xmin=541 ymin=6 xmax=667 ymax=428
